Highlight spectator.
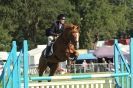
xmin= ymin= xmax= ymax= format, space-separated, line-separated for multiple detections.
xmin=82 ymin=60 xmax=88 ymax=73
xmin=107 ymin=60 xmax=114 ymax=72
xmin=90 ymin=60 xmax=94 ymax=72
xmin=101 ymin=58 xmax=107 ymax=71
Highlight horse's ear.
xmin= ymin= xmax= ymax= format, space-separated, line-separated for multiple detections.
xmin=77 ymin=26 xmax=80 ymax=31
xmin=72 ymin=25 xmax=80 ymax=32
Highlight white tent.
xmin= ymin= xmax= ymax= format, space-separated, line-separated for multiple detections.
xmin=28 ymin=45 xmax=46 ymax=65
xmin=0 ymin=52 xmax=9 ymax=60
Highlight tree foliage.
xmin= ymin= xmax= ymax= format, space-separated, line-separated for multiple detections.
xmin=0 ymin=0 xmax=132 ymax=51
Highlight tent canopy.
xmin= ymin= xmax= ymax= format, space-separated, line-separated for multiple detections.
xmin=94 ymin=45 xmax=128 ymax=58
xmin=77 ymin=53 xmax=97 ymax=60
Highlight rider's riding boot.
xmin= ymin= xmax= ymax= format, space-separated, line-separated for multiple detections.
xmin=45 ymin=46 xmax=51 ymax=58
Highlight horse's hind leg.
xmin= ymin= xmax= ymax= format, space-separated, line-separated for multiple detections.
xmin=48 ymin=63 xmax=59 ymax=82
xmin=38 ymin=56 xmax=47 ymax=82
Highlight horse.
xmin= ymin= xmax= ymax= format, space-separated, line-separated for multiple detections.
xmin=38 ymin=24 xmax=80 ymax=82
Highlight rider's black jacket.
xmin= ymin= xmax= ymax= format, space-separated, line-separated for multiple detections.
xmin=49 ymin=21 xmax=64 ymax=36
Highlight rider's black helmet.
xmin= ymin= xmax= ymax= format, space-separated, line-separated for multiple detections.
xmin=57 ymin=14 xmax=66 ymax=20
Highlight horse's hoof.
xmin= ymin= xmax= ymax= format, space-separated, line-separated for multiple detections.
xmin=38 ymin=80 xmax=42 ymax=82
xmin=48 ymin=80 xmax=51 ymax=82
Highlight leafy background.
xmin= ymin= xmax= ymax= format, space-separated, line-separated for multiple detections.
xmin=0 ymin=0 xmax=132 ymax=51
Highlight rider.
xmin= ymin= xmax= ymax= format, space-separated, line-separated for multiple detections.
xmin=45 ymin=14 xmax=66 ymax=58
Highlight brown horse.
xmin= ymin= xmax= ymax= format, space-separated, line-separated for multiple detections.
xmin=38 ymin=24 xmax=80 ymax=81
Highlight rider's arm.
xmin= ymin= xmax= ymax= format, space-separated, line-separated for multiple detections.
xmin=49 ymin=23 xmax=58 ymax=36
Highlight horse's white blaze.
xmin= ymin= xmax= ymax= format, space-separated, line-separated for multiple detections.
xmin=75 ymin=33 xmax=79 ymax=42
xmin=76 ymin=33 xmax=79 ymax=49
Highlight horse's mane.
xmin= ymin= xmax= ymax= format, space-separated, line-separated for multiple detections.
xmin=64 ymin=24 xmax=73 ymax=29
xmin=63 ymin=23 xmax=80 ymax=33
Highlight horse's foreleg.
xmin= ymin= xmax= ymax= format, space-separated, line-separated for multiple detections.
xmin=38 ymin=56 xmax=47 ymax=82
xmin=48 ymin=63 xmax=59 ymax=82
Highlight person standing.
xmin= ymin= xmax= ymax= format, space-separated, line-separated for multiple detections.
xmin=102 ymin=58 xmax=107 ymax=71
xmin=82 ymin=60 xmax=88 ymax=73
xmin=90 ymin=60 xmax=94 ymax=72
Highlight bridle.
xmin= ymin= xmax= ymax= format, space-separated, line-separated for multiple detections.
xmin=68 ymin=26 xmax=80 ymax=49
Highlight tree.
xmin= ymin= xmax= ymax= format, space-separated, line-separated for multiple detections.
xmin=70 ymin=0 xmax=131 ymax=49
xmin=0 ymin=0 xmax=80 ymax=50
xmin=0 ymin=0 xmax=132 ymax=51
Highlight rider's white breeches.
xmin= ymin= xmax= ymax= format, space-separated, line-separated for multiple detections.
xmin=48 ymin=36 xmax=54 ymax=46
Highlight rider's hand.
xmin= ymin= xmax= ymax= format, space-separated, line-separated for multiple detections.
xmin=56 ymin=34 xmax=59 ymax=36
xmin=55 ymin=34 xmax=60 ymax=37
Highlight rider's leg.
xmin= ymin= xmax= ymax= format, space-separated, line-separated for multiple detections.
xmin=45 ymin=36 xmax=53 ymax=58
xmin=48 ymin=36 xmax=54 ymax=46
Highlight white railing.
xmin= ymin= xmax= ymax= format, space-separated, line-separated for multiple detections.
xmin=70 ymin=63 xmax=114 ymax=73
xmin=26 ymin=80 xmax=114 ymax=88
xmin=28 ymin=63 xmax=114 ymax=75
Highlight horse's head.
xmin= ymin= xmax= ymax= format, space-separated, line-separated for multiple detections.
xmin=64 ymin=24 xmax=80 ymax=49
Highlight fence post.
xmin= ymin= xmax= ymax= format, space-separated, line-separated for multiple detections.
xmin=130 ymin=38 xmax=133 ymax=88
xmin=114 ymin=39 xmax=120 ymax=88
xmin=12 ymin=41 xmax=18 ymax=88
xmin=23 ymin=40 xmax=29 ymax=88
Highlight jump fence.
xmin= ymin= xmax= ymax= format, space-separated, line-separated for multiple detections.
xmin=0 ymin=40 xmax=28 ymax=88
xmin=27 ymin=80 xmax=114 ymax=88
xmin=0 ymin=38 xmax=133 ymax=88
